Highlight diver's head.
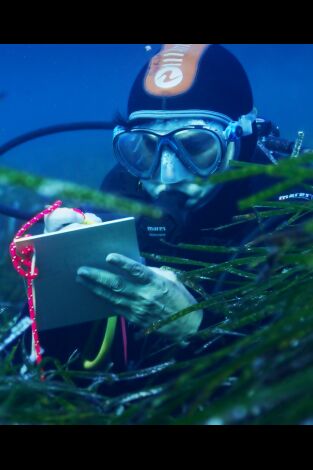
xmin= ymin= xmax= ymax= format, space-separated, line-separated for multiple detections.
xmin=114 ymin=44 xmax=257 ymax=208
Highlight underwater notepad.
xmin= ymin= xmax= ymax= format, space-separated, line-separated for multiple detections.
xmin=15 ymin=217 xmax=141 ymax=331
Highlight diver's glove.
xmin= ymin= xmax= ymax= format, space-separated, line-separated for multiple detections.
xmin=76 ymin=253 xmax=203 ymax=341
xmin=44 ymin=207 xmax=102 ymax=233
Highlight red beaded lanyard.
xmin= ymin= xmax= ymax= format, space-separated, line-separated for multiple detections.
xmin=9 ymin=200 xmax=63 ymax=365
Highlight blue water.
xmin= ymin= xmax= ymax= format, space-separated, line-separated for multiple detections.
xmin=0 ymin=44 xmax=312 ymax=189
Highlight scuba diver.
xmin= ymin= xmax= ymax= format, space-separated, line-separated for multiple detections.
xmin=4 ymin=44 xmax=309 ymax=372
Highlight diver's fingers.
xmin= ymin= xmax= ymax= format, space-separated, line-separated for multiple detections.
xmin=76 ymin=270 xmax=166 ymax=328
xmin=105 ymin=253 xmax=153 ymax=284
xmin=44 ymin=207 xmax=84 ymax=233
xmin=84 ymin=213 xmax=102 ymax=224
xmin=76 ymin=273 xmax=129 ymax=312
xmin=58 ymin=223 xmax=86 ymax=232
xmin=77 ymin=266 xmax=131 ymax=294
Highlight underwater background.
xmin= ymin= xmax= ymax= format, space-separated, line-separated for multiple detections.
xmin=0 ymin=44 xmax=312 ymax=189
xmin=1 ymin=44 xmax=313 ymax=424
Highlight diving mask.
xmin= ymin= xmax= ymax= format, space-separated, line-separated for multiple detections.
xmin=113 ymin=109 xmax=256 ymax=179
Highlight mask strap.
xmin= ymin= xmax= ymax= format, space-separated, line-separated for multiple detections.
xmin=224 ymin=107 xmax=257 ymax=141
xmin=238 ymin=107 xmax=258 ymax=136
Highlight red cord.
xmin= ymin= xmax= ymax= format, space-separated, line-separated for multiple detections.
xmin=9 ymin=200 xmax=63 ymax=366
xmin=120 ymin=317 xmax=128 ymax=366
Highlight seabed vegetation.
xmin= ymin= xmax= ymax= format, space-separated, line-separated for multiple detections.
xmin=1 ymin=155 xmax=313 ymax=424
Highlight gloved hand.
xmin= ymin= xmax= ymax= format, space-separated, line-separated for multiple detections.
xmin=44 ymin=207 xmax=102 ymax=233
xmin=76 ymin=253 xmax=203 ymax=340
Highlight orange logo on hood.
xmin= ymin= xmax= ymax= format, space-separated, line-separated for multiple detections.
xmin=144 ymin=44 xmax=210 ymax=97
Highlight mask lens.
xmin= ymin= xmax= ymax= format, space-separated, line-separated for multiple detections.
xmin=115 ymin=131 xmax=158 ymax=175
xmin=175 ymin=129 xmax=222 ymax=171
